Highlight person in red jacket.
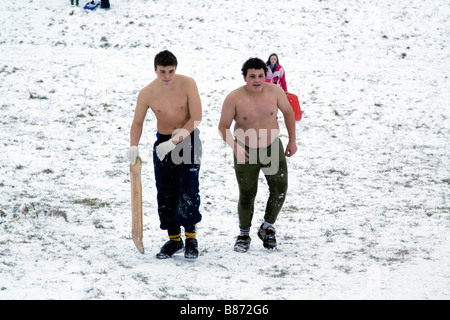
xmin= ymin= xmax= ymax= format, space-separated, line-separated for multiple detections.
xmin=265 ymin=53 xmax=287 ymax=92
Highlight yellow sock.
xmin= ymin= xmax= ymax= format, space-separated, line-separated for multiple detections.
xmin=169 ymin=234 xmax=181 ymax=242
xmin=185 ymin=231 xmax=196 ymax=239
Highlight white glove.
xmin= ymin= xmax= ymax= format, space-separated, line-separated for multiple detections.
xmin=127 ymin=146 xmax=139 ymax=165
xmin=156 ymin=140 xmax=176 ymax=161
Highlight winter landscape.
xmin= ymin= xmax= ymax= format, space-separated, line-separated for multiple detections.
xmin=0 ymin=0 xmax=449 ymax=300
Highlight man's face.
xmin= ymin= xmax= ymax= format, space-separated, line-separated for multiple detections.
xmin=155 ymin=65 xmax=176 ymax=85
xmin=244 ymin=68 xmax=266 ymax=93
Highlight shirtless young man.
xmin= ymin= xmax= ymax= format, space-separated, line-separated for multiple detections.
xmin=127 ymin=50 xmax=202 ymax=259
xmin=218 ymin=57 xmax=297 ymax=252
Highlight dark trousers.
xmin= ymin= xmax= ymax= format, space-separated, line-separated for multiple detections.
xmin=100 ymin=0 xmax=110 ymax=8
xmin=153 ymin=130 xmax=202 ymax=232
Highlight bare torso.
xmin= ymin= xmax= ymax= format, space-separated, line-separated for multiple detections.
xmin=232 ymin=85 xmax=280 ymax=148
xmin=143 ymin=75 xmax=191 ymax=135
xmin=218 ymin=67 xmax=297 ymax=162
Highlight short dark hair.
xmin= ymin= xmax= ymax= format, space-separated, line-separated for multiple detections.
xmin=241 ymin=57 xmax=268 ymax=77
xmin=154 ymin=50 xmax=178 ymax=70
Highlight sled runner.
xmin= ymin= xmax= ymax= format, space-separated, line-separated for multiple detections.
xmin=130 ymin=156 xmax=144 ymax=254
xmin=286 ymin=93 xmax=302 ymax=121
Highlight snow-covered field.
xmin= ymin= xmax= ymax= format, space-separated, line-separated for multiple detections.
xmin=1 ymin=0 xmax=449 ymax=300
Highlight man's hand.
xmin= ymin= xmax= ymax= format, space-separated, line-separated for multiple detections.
xmin=285 ymin=141 xmax=297 ymax=157
xmin=156 ymin=140 xmax=176 ymax=161
xmin=235 ymin=143 xmax=249 ymax=163
xmin=127 ymin=146 xmax=139 ymax=165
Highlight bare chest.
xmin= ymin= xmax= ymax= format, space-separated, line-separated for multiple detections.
xmin=149 ymin=91 xmax=188 ymax=118
xmin=235 ymin=95 xmax=278 ymax=126
xmin=148 ymin=90 xmax=189 ymax=133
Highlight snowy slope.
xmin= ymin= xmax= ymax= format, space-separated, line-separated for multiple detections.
xmin=0 ymin=0 xmax=449 ymax=299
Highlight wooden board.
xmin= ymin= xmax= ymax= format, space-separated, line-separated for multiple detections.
xmin=130 ymin=156 xmax=144 ymax=254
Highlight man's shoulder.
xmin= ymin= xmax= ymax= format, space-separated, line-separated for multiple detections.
xmin=264 ymin=82 xmax=284 ymax=94
xmin=137 ymin=80 xmax=159 ymax=105
xmin=175 ymin=74 xmax=195 ymax=84
xmin=226 ymin=86 xmax=246 ymax=98
xmin=176 ymin=74 xmax=191 ymax=80
xmin=140 ymin=79 xmax=158 ymax=92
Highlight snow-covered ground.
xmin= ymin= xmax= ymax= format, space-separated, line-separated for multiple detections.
xmin=1 ymin=0 xmax=449 ymax=300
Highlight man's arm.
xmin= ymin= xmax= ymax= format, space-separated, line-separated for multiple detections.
xmin=218 ymin=93 xmax=249 ymax=162
xmin=277 ymin=88 xmax=297 ymax=157
xmin=171 ymin=77 xmax=202 ymax=145
xmin=130 ymin=90 xmax=149 ymax=146
xmin=127 ymin=89 xmax=149 ymax=165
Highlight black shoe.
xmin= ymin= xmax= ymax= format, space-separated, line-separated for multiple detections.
xmin=185 ymin=238 xmax=199 ymax=259
xmin=156 ymin=240 xmax=184 ymax=259
xmin=257 ymin=224 xmax=277 ymax=249
xmin=234 ymin=234 xmax=251 ymax=253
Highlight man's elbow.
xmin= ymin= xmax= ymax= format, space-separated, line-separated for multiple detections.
xmin=193 ymin=115 xmax=202 ymax=128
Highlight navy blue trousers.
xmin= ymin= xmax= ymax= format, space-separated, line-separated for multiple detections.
xmin=153 ymin=130 xmax=202 ymax=232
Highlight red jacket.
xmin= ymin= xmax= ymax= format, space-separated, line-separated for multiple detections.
xmin=265 ymin=64 xmax=287 ymax=92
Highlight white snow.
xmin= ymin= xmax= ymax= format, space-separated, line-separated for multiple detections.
xmin=1 ymin=0 xmax=449 ymax=300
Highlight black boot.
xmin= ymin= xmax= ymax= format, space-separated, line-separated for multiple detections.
xmin=234 ymin=234 xmax=251 ymax=253
xmin=185 ymin=238 xmax=199 ymax=259
xmin=156 ymin=239 xmax=184 ymax=259
xmin=257 ymin=224 xmax=277 ymax=249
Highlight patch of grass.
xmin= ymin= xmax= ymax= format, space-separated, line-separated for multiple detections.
xmin=74 ymin=198 xmax=109 ymax=208
xmin=395 ymin=249 xmax=410 ymax=257
xmin=19 ymin=202 xmax=68 ymax=222
xmin=29 ymin=92 xmax=48 ymax=100
xmin=133 ymin=273 xmax=150 ymax=285
xmin=93 ymin=218 xmax=105 ymax=229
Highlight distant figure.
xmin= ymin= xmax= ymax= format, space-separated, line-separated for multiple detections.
xmin=70 ymin=0 xmax=79 ymax=5
xmin=80 ymin=0 xmax=109 ymax=9
xmin=265 ymin=53 xmax=287 ymax=92
xmin=101 ymin=0 xmax=110 ymax=8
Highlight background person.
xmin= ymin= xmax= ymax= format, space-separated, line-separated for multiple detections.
xmin=265 ymin=53 xmax=287 ymax=92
